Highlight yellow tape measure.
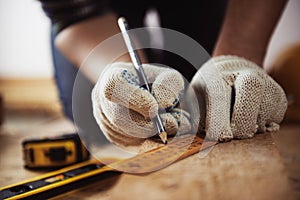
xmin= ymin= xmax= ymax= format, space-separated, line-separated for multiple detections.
xmin=0 ymin=135 xmax=215 ymax=200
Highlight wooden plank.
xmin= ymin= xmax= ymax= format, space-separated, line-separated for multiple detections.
xmin=0 ymin=90 xmax=297 ymax=200
xmin=0 ymin=78 xmax=61 ymax=113
xmin=272 ymin=124 xmax=300 ymax=199
xmin=54 ymin=132 xmax=295 ymax=200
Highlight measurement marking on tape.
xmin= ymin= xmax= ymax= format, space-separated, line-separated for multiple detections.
xmin=110 ymin=135 xmax=211 ymax=173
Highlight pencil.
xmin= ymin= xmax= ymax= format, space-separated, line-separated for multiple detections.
xmin=117 ymin=17 xmax=167 ymax=144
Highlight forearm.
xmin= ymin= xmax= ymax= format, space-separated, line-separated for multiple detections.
xmin=213 ymin=0 xmax=288 ymax=66
xmin=55 ymin=13 xmax=133 ymax=83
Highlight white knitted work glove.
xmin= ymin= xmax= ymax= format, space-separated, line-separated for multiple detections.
xmin=92 ymin=62 xmax=191 ymax=147
xmin=190 ymin=55 xmax=288 ymax=142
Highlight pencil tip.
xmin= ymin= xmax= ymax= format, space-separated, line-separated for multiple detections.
xmin=159 ymin=132 xmax=168 ymax=144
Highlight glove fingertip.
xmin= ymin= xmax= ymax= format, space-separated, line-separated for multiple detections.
xmin=266 ymin=122 xmax=280 ymax=132
xmin=133 ymin=94 xmax=159 ymax=119
xmin=150 ymin=69 xmax=184 ymax=108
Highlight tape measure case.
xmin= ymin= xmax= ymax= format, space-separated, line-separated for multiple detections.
xmin=22 ymin=133 xmax=90 ymax=169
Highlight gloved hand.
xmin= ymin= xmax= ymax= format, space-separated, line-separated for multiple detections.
xmin=92 ymin=62 xmax=192 ymax=147
xmin=190 ymin=55 xmax=288 ymax=142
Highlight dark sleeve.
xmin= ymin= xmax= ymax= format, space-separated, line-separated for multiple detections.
xmin=38 ymin=0 xmax=111 ymax=34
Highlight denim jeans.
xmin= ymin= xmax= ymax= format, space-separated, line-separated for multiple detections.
xmin=50 ymin=30 xmax=108 ymax=146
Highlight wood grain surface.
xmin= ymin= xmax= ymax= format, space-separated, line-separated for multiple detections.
xmin=0 ymin=110 xmax=299 ymax=200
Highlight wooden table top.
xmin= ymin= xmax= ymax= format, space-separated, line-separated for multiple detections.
xmin=0 ymin=111 xmax=299 ymax=200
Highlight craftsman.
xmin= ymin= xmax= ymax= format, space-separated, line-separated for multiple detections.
xmin=38 ymin=0 xmax=288 ymax=145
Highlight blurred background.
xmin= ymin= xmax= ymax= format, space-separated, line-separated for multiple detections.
xmin=0 ymin=0 xmax=59 ymax=117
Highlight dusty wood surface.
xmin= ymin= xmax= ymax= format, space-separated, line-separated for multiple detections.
xmin=0 ymin=78 xmax=61 ymax=113
xmin=0 ymin=111 xmax=298 ymax=200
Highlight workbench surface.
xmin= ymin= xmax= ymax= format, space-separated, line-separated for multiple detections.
xmin=0 ymin=111 xmax=299 ymax=200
